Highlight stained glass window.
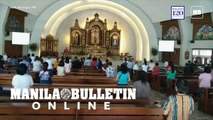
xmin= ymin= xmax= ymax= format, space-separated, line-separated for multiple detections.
xmin=194 ymin=24 xmax=213 ymax=40
xmin=5 ymin=16 xmax=21 ymax=35
xmin=162 ymin=26 xmax=180 ymax=40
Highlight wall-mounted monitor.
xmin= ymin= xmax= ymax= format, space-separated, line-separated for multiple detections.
xmin=12 ymin=32 xmax=30 ymax=45
xmin=158 ymin=40 xmax=174 ymax=52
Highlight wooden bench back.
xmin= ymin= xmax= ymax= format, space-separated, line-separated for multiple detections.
xmin=0 ymin=103 xmax=164 ymax=120
xmin=53 ymin=76 xmax=117 ymax=84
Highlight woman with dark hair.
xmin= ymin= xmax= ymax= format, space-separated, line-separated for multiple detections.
xmin=198 ymin=66 xmax=212 ymax=97
xmin=92 ymin=58 xmax=97 ymax=68
xmin=133 ymin=70 xmax=151 ymax=99
xmin=12 ymin=63 xmax=34 ymax=88
xmin=0 ymin=55 xmax=4 ymax=71
xmin=152 ymin=62 xmax=160 ymax=88
xmin=163 ymin=79 xmax=194 ymax=120
xmin=142 ymin=58 xmax=148 ymax=72
xmin=97 ymin=59 xmax=103 ymax=71
xmin=33 ymin=56 xmax=42 ymax=72
xmin=64 ymin=57 xmax=71 ymax=73
xmin=116 ymin=63 xmax=130 ymax=85
xmin=166 ymin=64 xmax=176 ymax=95
xmin=32 ymin=56 xmax=42 ymax=83
xmin=39 ymin=62 xmax=52 ymax=84
xmin=57 ymin=60 xmax=65 ymax=76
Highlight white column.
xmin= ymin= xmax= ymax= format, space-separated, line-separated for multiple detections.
xmin=0 ymin=5 xmax=9 ymax=55
xmin=178 ymin=17 xmax=193 ymax=66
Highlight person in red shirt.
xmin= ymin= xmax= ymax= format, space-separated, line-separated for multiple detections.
xmin=152 ymin=63 xmax=160 ymax=89
xmin=152 ymin=63 xmax=160 ymax=76
xmin=92 ymin=57 xmax=97 ymax=68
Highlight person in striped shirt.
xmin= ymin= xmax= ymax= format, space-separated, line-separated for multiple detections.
xmin=163 ymin=78 xmax=194 ymax=120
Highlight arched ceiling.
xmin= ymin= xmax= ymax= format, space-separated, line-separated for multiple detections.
xmin=30 ymin=0 xmax=149 ymax=60
xmin=0 ymin=0 xmax=213 ymax=23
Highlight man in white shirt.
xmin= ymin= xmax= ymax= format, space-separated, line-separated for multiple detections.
xmin=46 ymin=56 xmax=53 ymax=76
xmin=148 ymin=60 xmax=155 ymax=71
xmin=30 ymin=54 xmax=35 ymax=64
xmin=3 ymin=53 xmax=8 ymax=62
xmin=12 ymin=64 xmax=34 ymax=89
xmin=133 ymin=61 xmax=139 ymax=73
xmin=46 ymin=56 xmax=53 ymax=70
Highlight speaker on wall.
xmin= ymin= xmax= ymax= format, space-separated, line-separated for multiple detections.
xmin=177 ymin=40 xmax=181 ymax=45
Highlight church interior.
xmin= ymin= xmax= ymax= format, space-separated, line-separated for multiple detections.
xmin=0 ymin=0 xmax=213 ymax=120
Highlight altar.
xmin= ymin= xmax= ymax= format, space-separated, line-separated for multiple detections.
xmin=91 ymin=52 xmax=106 ymax=58
xmin=69 ymin=13 xmax=120 ymax=56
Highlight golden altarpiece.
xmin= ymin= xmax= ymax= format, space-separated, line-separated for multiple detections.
xmin=40 ymin=34 xmax=58 ymax=56
xmin=70 ymin=13 xmax=121 ymax=57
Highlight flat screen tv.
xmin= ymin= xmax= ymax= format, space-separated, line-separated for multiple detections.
xmin=158 ymin=40 xmax=174 ymax=52
xmin=12 ymin=32 xmax=30 ymax=45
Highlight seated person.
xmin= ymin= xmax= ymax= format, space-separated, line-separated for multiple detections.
xmin=84 ymin=57 xmax=92 ymax=67
xmin=39 ymin=62 xmax=52 ymax=84
xmin=198 ymin=66 xmax=212 ymax=97
xmin=57 ymin=60 xmax=65 ymax=76
xmin=116 ymin=63 xmax=130 ymax=85
xmin=0 ymin=55 xmax=4 ymax=71
xmin=97 ymin=59 xmax=103 ymax=71
xmin=163 ymin=78 xmax=194 ymax=120
xmin=148 ymin=60 xmax=155 ymax=71
xmin=133 ymin=61 xmax=139 ymax=73
xmin=72 ymin=57 xmax=82 ymax=71
xmin=64 ymin=57 xmax=71 ymax=73
xmin=92 ymin=58 xmax=97 ymax=68
xmin=133 ymin=70 xmax=151 ymax=99
xmin=103 ymin=62 xmax=115 ymax=78
xmin=12 ymin=64 xmax=34 ymax=89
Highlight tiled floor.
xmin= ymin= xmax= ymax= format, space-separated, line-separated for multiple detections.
xmin=150 ymin=90 xmax=213 ymax=120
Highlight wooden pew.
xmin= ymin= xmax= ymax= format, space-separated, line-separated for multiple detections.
xmin=52 ymin=76 xmax=116 ymax=84
xmin=67 ymin=72 xmax=106 ymax=76
xmin=0 ymin=75 xmax=14 ymax=86
xmin=0 ymin=73 xmax=36 ymax=86
xmin=0 ymin=105 xmax=164 ymax=120
xmin=0 ymin=100 xmax=164 ymax=120
xmin=198 ymin=87 xmax=213 ymax=116
xmin=156 ymin=74 xmax=199 ymax=96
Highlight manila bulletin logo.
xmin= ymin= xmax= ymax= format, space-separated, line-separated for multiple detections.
xmin=191 ymin=6 xmax=203 ymax=19
xmin=171 ymin=6 xmax=185 ymax=20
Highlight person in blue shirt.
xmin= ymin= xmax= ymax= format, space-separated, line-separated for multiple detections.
xmin=116 ymin=63 xmax=130 ymax=85
xmin=39 ymin=62 xmax=52 ymax=84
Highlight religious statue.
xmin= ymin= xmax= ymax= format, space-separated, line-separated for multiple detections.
xmin=91 ymin=27 xmax=100 ymax=44
xmin=64 ymin=47 xmax=69 ymax=53
xmin=112 ymin=35 xmax=118 ymax=46
xmin=112 ymin=39 xmax=117 ymax=46
xmin=73 ymin=32 xmax=80 ymax=45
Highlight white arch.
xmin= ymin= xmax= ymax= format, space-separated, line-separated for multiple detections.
xmin=31 ymin=0 xmax=157 ymax=61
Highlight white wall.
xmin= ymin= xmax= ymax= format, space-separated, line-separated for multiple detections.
xmin=56 ymin=10 xmax=136 ymax=57
xmin=0 ymin=4 xmax=9 ymax=55
xmin=3 ymin=14 xmax=38 ymax=56
xmin=24 ymin=14 xmax=38 ymax=55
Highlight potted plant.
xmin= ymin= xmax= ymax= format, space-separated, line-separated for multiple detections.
xmin=29 ymin=43 xmax=38 ymax=51
xmin=151 ymin=47 xmax=158 ymax=61
xmin=151 ymin=47 xmax=158 ymax=56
